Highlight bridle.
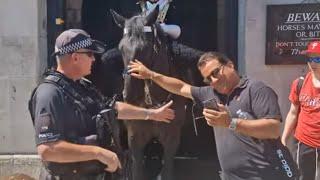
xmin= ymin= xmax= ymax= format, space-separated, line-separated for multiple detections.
xmin=124 ymin=21 xmax=172 ymax=108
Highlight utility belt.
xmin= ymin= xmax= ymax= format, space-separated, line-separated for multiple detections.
xmin=45 ymin=160 xmax=106 ymax=177
xmin=48 ymin=173 xmax=107 ymax=180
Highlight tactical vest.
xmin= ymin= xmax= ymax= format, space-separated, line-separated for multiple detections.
xmin=28 ymin=71 xmax=117 ymax=177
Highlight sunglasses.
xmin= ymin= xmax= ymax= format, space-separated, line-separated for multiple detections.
xmin=203 ymin=65 xmax=224 ymax=84
xmin=308 ymin=57 xmax=320 ymax=63
xmin=74 ymin=51 xmax=94 ymax=58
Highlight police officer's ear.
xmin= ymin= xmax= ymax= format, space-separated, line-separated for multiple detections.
xmin=70 ymin=52 xmax=80 ymax=63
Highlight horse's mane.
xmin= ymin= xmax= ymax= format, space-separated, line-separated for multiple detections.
xmin=119 ymin=16 xmax=147 ymax=55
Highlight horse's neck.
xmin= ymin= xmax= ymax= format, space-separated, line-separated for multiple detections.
xmin=144 ymin=79 xmax=171 ymax=106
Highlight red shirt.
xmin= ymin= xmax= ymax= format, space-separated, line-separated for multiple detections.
xmin=289 ymin=72 xmax=320 ymax=148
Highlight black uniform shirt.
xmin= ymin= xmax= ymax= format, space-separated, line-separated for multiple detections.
xmin=31 ymin=74 xmax=97 ymax=145
xmin=191 ymin=78 xmax=297 ymax=180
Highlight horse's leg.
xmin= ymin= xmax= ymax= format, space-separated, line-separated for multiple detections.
xmin=158 ymin=96 xmax=186 ymax=180
xmin=127 ymin=122 xmax=154 ymax=180
xmin=159 ymin=124 xmax=181 ymax=180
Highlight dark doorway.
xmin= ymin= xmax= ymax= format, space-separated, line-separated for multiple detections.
xmin=47 ymin=0 xmax=238 ymax=179
xmin=46 ymin=0 xmax=65 ymax=69
xmin=80 ymin=0 xmax=219 ymax=159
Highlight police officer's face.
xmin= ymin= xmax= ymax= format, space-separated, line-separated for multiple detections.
xmin=74 ymin=50 xmax=95 ymax=76
xmin=199 ymin=59 xmax=235 ymax=95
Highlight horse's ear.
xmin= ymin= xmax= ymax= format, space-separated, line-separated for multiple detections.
xmin=110 ymin=9 xmax=125 ymax=28
xmin=144 ymin=5 xmax=159 ymax=26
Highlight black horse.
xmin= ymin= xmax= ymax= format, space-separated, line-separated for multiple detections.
xmin=108 ymin=6 xmax=203 ymax=180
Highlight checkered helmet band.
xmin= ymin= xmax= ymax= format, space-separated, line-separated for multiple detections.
xmin=56 ymin=38 xmax=93 ymax=56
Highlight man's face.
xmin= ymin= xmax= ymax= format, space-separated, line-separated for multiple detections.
xmin=73 ymin=50 xmax=95 ymax=76
xmin=199 ymin=58 xmax=234 ymax=94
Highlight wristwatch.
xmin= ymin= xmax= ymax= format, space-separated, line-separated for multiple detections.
xmin=229 ymin=118 xmax=239 ymax=130
xmin=145 ymin=110 xmax=151 ymax=120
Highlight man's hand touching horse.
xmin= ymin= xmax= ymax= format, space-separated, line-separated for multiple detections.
xmin=128 ymin=59 xmax=154 ymax=80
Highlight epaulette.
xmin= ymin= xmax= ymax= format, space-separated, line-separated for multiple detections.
xmin=45 ymin=74 xmax=62 ymax=83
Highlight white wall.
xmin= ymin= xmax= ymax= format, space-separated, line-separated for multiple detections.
xmin=238 ymin=0 xmax=310 ymax=123
xmin=0 ymin=0 xmax=47 ymax=154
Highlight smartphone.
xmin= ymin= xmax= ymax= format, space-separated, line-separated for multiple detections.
xmin=202 ymin=98 xmax=219 ymax=111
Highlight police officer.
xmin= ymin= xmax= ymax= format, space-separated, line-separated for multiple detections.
xmin=29 ymin=29 xmax=175 ymax=180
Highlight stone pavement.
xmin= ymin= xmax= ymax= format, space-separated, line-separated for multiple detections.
xmin=0 ymin=155 xmax=221 ymax=179
xmin=0 ymin=155 xmax=41 ymax=179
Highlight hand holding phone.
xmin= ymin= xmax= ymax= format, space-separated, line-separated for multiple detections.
xmin=202 ymin=98 xmax=219 ymax=111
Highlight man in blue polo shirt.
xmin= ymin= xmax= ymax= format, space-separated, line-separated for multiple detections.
xmin=128 ymin=51 xmax=299 ymax=180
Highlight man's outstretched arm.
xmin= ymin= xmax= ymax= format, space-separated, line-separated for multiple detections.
xmin=128 ymin=60 xmax=194 ymax=99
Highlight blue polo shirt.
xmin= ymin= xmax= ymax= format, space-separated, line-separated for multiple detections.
xmin=191 ymin=78 xmax=298 ymax=180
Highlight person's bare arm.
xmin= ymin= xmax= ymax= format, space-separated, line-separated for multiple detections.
xmin=203 ymin=104 xmax=280 ymax=139
xmin=37 ymin=140 xmax=121 ymax=172
xmin=281 ymin=103 xmax=299 ymax=146
xmin=115 ymin=100 xmax=174 ymax=122
xmin=128 ymin=60 xmax=193 ymax=99
xmin=235 ymin=118 xmax=280 ymax=139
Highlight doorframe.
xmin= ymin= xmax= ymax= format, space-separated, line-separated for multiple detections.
xmin=46 ymin=0 xmax=65 ymax=69
xmin=217 ymin=0 xmax=238 ymax=69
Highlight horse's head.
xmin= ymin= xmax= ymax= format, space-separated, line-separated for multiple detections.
xmin=110 ymin=6 xmax=173 ymax=106
xmin=110 ymin=6 xmax=169 ymax=69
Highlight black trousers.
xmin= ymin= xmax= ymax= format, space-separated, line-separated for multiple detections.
xmin=294 ymin=139 xmax=320 ymax=180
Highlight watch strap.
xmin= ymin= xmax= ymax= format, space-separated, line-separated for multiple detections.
xmin=229 ymin=118 xmax=239 ymax=130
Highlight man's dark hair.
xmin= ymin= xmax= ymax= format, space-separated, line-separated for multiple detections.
xmin=197 ymin=51 xmax=231 ymax=68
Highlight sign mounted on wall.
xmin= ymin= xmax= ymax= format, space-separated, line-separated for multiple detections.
xmin=266 ymin=4 xmax=320 ymax=65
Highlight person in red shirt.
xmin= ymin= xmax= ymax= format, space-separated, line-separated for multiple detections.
xmin=282 ymin=41 xmax=320 ymax=180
